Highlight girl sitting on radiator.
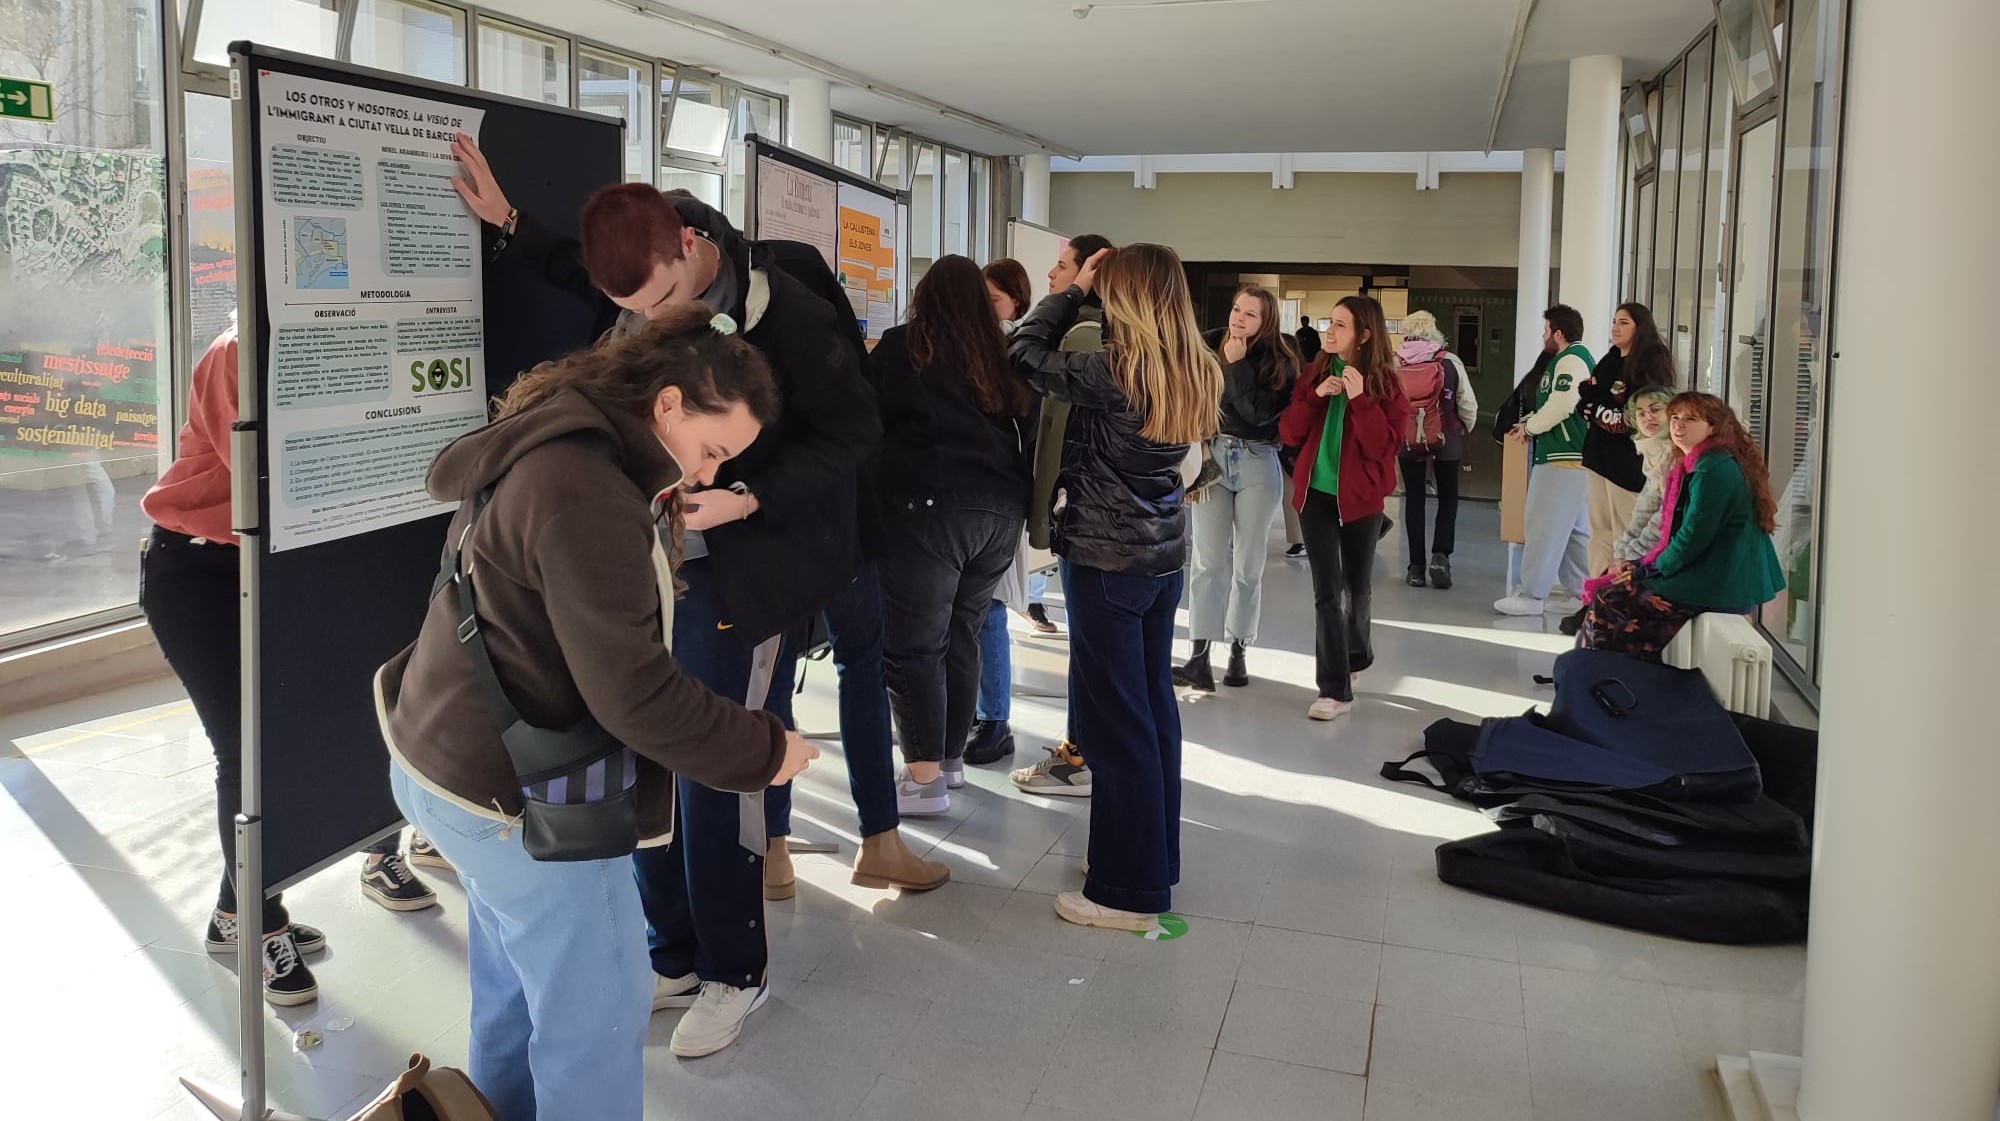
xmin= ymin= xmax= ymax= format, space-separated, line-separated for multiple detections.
xmin=1576 ymin=392 xmax=1783 ymax=660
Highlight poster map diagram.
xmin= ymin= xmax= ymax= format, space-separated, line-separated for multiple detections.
xmin=294 ymin=217 xmax=348 ymax=289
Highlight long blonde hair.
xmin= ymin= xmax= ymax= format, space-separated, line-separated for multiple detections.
xmin=1098 ymin=243 xmax=1223 ymax=445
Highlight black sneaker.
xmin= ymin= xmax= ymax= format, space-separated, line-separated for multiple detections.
xmin=206 ymin=910 xmax=326 ymax=957
xmin=1222 ymin=642 xmax=1249 ymax=688
xmin=1024 ymin=603 xmax=1059 ymax=634
xmin=1429 ymin=553 xmax=1453 ymax=590
xmin=965 ymin=720 xmax=1016 ymax=765
xmin=408 ymin=832 xmax=454 ymax=872
xmin=1406 ymin=564 xmax=1428 ymax=588
xmin=1173 ymin=655 xmax=1216 ymax=692
xmin=1285 ymin=543 xmax=1307 ymax=560
xmin=260 ymin=929 xmax=319 ymax=1006
xmin=361 ymin=852 xmax=438 ymax=912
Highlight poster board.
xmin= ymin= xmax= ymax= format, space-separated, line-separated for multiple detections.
xmin=233 ymin=44 xmax=622 ymax=890
xmin=1501 ymin=434 xmax=1530 ymax=544
xmin=1007 ymin=219 xmax=1070 ymax=281
xmin=743 ymin=136 xmax=906 ymax=345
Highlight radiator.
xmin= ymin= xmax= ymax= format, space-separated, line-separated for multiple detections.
xmin=1664 ymin=613 xmax=1773 ymax=719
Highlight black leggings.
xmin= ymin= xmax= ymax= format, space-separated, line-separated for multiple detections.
xmin=140 ymin=528 xmax=394 ymax=931
xmin=1297 ymin=489 xmax=1382 ymax=702
xmin=1398 ymin=455 xmax=1460 ymax=564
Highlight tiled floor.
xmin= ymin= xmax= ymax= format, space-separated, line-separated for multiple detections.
xmin=0 ymin=505 xmax=1803 ymax=1120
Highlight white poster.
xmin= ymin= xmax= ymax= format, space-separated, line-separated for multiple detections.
xmin=755 ymin=157 xmax=838 ymax=270
xmin=256 ymin=69 xmax=488 ymax=552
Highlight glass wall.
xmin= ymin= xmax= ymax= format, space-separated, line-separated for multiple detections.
xmin=474 ymin=18 xmax=568 ymax=106
xmin=833 ymin=117 xmax=871 ymax=177
xmin=0 ymin=0 xmax=169 ymax=644
xmin=351 ymin=0 xmax=466 ymax=84
xmin=1621 ymin=0 xmax=1850 ymax=691
xmin=578 ymin=47 xmax=653 ymax=183
xmin=193 ymin=0 xmax=337 ymax=67
xmin=943 ymin=148 xmax=968 ymax=257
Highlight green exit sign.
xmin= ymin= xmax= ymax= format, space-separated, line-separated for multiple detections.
xmin=0 ymin=77 xmax=53 ymax=123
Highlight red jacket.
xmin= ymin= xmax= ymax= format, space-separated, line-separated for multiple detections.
xmin=1278 ymin=354 xmax=1410 ymax=521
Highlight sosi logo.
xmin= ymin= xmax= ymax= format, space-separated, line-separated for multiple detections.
xmin=410 ymin=357 xmax=472 ymax=393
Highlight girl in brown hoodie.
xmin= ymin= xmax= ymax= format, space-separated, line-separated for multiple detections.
xmin=376 ymin=305 xmax=816 ymax=1121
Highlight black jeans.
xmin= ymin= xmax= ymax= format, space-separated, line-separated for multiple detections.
xmin=140 ymin=528 xmax=397 ymax=931
xmin=1297 ymin=490 xmax=1382 ymax=702
xmin=878 ymin=503 xmax=1024 ymax=764
xmin=1398 ymin=455 xmax=1460 ymax=564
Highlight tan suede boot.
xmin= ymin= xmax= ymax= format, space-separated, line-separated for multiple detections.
xmin=764 ymin=836 xmax=796 ymax=901
xmin=851 ymin=829 xmax=951 ymax=892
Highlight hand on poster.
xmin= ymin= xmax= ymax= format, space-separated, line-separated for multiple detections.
xmin=450 ymin=133 xmax=512 ymax=228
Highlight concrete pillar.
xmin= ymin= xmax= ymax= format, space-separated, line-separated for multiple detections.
xmin=786 ymin=78 xmax=832 ymax=162
xmin=1021 ymin=153 xmax=1052 ymax=226
xmin=1796 ymin=0 xmax=2000 ymax=1117
xmin=1514 ymin=147 xmax=1555 ymax=376
xmin=1557 ymin=55 xmax=1622 ymax=352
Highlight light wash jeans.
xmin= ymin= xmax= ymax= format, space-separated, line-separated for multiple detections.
xmin=389 ymin=761 xmax=652 ymax=1121
xmin=1520 ymin=462 xmax=1591 ymax=601
xmin=1187 ymin=436 xmax=1284 ymax=644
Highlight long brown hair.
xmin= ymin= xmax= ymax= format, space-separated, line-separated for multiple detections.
xmin=1666 ymin=392 xmax=1776 ymax=533
xmin=497 ymin=304 xmax=780 ymax=582
xmin=1098 ymin=243 xmax=1224 ymax=445
xmin=1223 ymin=284 xmax=1299 ymax=390
xmin=910 ymin=255 xmax=1028 ymax=417
xmin=1315 ymin=295 xmax=1399 ymax=401
xmin=982 ymin=258 xmax=1034 ymax=321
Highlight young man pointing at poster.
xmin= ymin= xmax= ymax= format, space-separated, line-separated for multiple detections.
xmin=450 ymin=136 xmax=940 ymax=1060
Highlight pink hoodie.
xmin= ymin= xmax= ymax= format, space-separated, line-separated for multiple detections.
xmin=141 ymin=328 xmax=238 ymax=543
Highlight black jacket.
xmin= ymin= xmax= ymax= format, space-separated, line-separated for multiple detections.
xmin=497 ymin=196 xmax=879 ymax=644
xmin=1296 ymin=325 xmax=1322 ymax=365
xmin=1577 ymin=348 xmax=1649 ymax=493
xmin=869 ymin=325 xmax=1034 ymax=517
xmin=1009 ymin=288 xmax=1189 ymax=577
xmin=1493 ymin=350 xmax=1554 ymax=442
xmin=1203 ymin=328 xmax=1294 ymax=443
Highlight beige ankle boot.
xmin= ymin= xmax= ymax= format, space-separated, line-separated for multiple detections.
xmin=851 ymin=829 xmax=951 ymax=892
xmin=764 ymin=836 xmax=796 ymax=901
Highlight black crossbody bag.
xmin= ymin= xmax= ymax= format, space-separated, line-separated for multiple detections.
xmin=434 ymin=488 xmax=643 ymax=861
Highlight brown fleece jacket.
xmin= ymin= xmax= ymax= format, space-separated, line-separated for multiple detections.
xmin=375 ymin=388 xmax=785 ymax=837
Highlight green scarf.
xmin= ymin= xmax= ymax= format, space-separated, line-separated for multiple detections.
xmin=1309 ymin=355 xmax=1349 ymax=497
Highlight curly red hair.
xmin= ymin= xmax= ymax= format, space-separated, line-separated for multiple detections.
xmin=1668 ymin=392 xmax=1777 ymax=533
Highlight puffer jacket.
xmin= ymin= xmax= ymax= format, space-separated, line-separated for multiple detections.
xmin=1008 ymin=287 xmax=1189 ymax=576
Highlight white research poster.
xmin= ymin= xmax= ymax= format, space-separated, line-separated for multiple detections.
xmin=255 ymin=69 xmax=488 ymax=552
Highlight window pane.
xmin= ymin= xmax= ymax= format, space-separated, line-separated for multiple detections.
xmin=1724 ymin=119 xmax=1778 ymax=457
xmin=185 ymin=93 xmax=239 ymax=364
xmin=1672 ymin=40 xmax=1711 ymax=379
xmin=659 ymin=168 xmax=722 ymax=211
xmin=1648 ymin=61 xmax=1684 ymax=332
xmin=475 ymin=20 xmax=568 ymax=106
xmin=352 ymin=0 xmax=467 ymax=85
xmin=662 ymin=73 xmax=728 ymax=161
xmin=193 ymin=0 xmax=337 ymax=67
xmin=833 ymin=118 xmax=871 ymax=176
xmin=0 ymin=0 xmax=168 ymax=643
xmin=735 ymin=90 xmax=781 ymax=142
xmin=1631 ymin=181 xmax=1658 ymax=309
xmin=1763 ymin=0 xmax=1843 ymax=675
xmin=943 ymin=149 xmax=967 ymax=257
xmin=971 ymin=155 xmax=992 ymax=263
xmin=579 ymin=48 xmax=651 ymax=183
xmin=909 ymin=143 xmax=938 ymax=286
xmin=876 ymin=133 xmax=905 ymax=190
xmin=1697 ymin=36 xmax=1735 ymax=393
xmin=1716 ymin=0 xmax=1779 ymax=105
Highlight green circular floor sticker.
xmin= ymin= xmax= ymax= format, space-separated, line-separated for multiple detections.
xmin=1135 ymin=913 xmax=1189 ymax=942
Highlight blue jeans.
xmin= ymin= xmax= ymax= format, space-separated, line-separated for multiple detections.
xmin=1187 ymin=436 xmax=1284 ymax=644
xmin=389 ymin=761 xmax=650 ymax=1121
xmin=632 ymin=558 xmax=794 ymax=987
xmin=976 ymin=599 xmax=1011 ymax=722
xmin=767 ymin=565 xmax=900 ymax=839
xmin=1062 ymin=560 xmax=1182 ymax=914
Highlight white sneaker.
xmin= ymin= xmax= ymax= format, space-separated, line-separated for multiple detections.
xmin=1307 ymin=697 xmax=1352 ymax=722
xmin=1544 ymin=594 xmax=1585 ymax=615
xmin=670 ymin=981 xmax=770 ymax=1058
xmin=1054 ymin=890 xmax=1156 ymax=932
xmin=652 ymin=971 xmax=700 ymax=1011
xmin=896 ymin=770 xmax=950 ymax=816
xmin=1494 ymin=594 xmax=1546 ymax=617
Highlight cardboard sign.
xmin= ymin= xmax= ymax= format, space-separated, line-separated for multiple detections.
xmin=1500 ymin=434 xmax=1529 ymax=544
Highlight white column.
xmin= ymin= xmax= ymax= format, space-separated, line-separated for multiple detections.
xmin=1557 ymin=55 xmax=1622 ymax=351
xmin=785 ymin=78 xmax=832 ymax=162
xmin=1514 ymin=147 xmax=1555 ymax=374
xmin=1021 ymin=153 xmax=1052 ymax=226
xmin=1797 ymin=0 xmax=2000 ymax=1117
